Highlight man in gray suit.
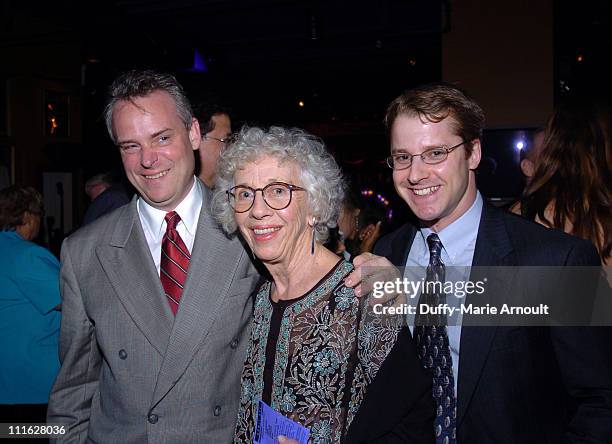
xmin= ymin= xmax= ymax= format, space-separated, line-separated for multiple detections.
xmin=47 ymin=70 xmax=260 ymax=442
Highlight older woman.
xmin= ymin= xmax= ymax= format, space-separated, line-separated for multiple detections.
xmin=0 ymin=186 xmax=61 ymax=423
xmin=213 ymin=127 xmax=433 ymax=443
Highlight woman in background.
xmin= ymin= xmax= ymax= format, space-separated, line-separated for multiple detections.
xmin=0 ymin=186 xmax=61 ymax=424
xmin=513 ymin=101 xmax=611 ymax=264
xmin=213 ymin=126 xmax=433 ymax=443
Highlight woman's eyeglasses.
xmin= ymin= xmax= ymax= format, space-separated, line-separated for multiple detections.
xmin=227 ymin=182 xmax=306 ymax=213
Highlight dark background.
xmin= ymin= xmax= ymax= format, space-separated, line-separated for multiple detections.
xmin=1 ymin=0 xmax=611 ymax=240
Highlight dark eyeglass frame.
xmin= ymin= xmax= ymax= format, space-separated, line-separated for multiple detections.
xmin=386 ymin=140 xmax=468 ymax=170
xmin=226 ymin=181 xmax=306 ymax=213
xmin=202 ymin=134 xmax=232 ymax=144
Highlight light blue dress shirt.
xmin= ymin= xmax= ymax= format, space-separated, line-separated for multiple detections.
xmin=404 ymin=192 xmax=483 ymax=395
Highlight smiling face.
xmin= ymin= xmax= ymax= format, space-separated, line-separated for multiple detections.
xmin=113 ymin=90 xmax=201 ymax=211
xmin=391 ymin=114 xmax=481 ymax=231
xmin=233 ymin=155 xmax=311 ymax=265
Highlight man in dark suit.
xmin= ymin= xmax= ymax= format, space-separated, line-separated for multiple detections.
xmin=373 ymin=83 xmax=612 ymax=443
xmin=82 ymin=173 xmax=131 ymax=226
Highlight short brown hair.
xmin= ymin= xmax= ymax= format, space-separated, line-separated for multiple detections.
xmin=384 ymin=83 xmax=485 ymax=155
xmin=0 ymin=185 xmax=43 ymax=230
xmin=104 ymin=70 xmax=194 ymax=144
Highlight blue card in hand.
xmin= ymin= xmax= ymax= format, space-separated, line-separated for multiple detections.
xmin=253 ymin=400 xmax=310 ymax=444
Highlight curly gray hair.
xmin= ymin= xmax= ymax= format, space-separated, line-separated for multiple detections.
xmin=212 ymin=126 xmax=345 ymax=243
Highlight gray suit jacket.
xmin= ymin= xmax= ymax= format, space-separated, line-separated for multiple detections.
xmin=48 ymin=184 xmax=260 ymax=443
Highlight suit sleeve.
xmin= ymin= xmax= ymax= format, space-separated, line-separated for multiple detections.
xmin=47 ymin=237 xmax=102 ymax=444
xmin=552 ymin=241 xmax=612 ymax=442
xmin=368 ymin=331 xmax=435 ymax=444
xmin=346 ymin=329 xmax=435 ymax=444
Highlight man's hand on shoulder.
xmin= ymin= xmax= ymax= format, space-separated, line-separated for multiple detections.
xmin=344 ymin=252 xmax=403 ymax=305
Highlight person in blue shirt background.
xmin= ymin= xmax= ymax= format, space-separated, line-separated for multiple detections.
xmin=0 ymin=185 xmax=61 ymax=425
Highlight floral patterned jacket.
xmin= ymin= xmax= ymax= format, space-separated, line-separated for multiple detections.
xmin=234 ymin=260 xmax=402 ymax=443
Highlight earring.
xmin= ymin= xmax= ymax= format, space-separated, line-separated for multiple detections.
xmin=311 ymin=218 xmax=316 ymax=255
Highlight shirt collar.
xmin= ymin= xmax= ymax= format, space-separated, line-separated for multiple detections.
xmin=137 ymin=177 xmax=202 ymax=238
xmin=418 ymin=191 xmax=483 ymax=264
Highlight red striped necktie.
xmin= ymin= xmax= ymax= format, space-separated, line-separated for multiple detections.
xmin=160 ymin=211 xmax=191 ymax=315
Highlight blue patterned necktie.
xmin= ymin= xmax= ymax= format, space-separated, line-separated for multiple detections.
xmin=415 ymin=233 xmax=456 ymax=444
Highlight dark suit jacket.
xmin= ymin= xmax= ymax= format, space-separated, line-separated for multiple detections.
xmin=345 ymin=329 xmax=435 ymax=444
xmin=374 ymin=203 xmax=612 ymax=443
xmin=82 ymin=184 xmax=131 ymax=226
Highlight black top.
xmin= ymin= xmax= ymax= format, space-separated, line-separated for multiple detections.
xmin=263 ymin=295 xmax=307 ymax=404
xmin=262 ymin=261 xmax=341 ymax=405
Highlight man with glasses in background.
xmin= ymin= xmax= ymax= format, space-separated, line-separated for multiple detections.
xmin=374 ymin=83 xmax=612 ymax=443
xmin=192 ymin=95 xmax=233 ymax=188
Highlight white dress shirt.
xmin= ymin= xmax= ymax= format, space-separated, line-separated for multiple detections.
xmin=137 ymin=177 xmax=203 ymax=274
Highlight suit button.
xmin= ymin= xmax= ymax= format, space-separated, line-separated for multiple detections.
xmin=230 ymin=338 xmax=239 ymax=349
xmin=214 ymin=405 xmax=221 ymax=416
xmin=118 ymin=349 xmax=128 ymax=360
xmin=148 ymin=413 xmax=158 ymax=424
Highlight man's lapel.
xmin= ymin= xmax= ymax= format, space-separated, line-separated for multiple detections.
xmin=151 ymin=185 xmax=248 ymax=407
xmin=389 ymin=224 xmax=418 ymax=267
xmin=95 ymin=199 xmax=174 ymax=356
xmin=456 ymin=204 xmax=515 ymax=426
